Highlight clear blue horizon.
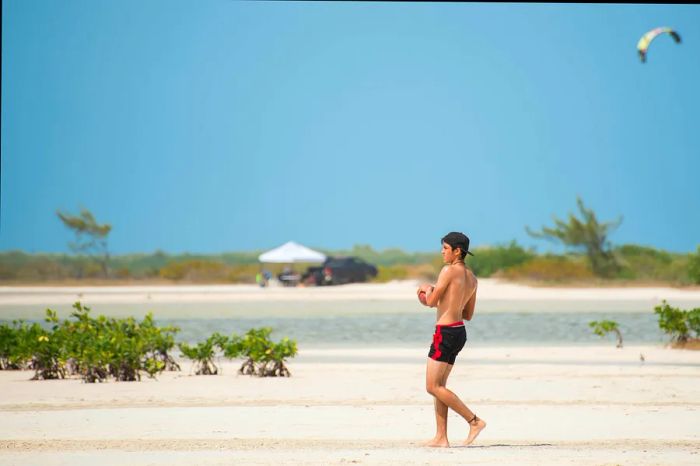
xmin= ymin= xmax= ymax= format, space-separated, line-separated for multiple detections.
xmin=2 ymin=2 xmax=699 ymax=255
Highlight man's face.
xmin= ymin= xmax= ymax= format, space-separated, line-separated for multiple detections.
xmin=441 ymin=242 xmax=459 ymax=263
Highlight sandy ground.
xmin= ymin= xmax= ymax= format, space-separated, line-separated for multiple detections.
xmin=1 ymin=345 xmax=699 ymax=465
xmin=2 ymin=282 xmax=700 ymax=464
xmin=2 ymin=279 xmax=700 ymax=316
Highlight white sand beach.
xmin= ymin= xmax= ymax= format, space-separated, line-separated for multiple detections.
xmin=1 ymin=281 xmax=700 ymax=465
xmin=1 ymin=346 xmax=699 ymax=465
xmin=1 ymin=279 xmax=700 ymax=315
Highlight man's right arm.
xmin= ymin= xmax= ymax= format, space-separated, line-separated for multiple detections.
xmin=425 ymin=267 xmax=452 ymax=308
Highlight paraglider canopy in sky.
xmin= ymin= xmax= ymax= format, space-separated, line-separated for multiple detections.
xmin=637 ymin=27 xmax=681 ymax=63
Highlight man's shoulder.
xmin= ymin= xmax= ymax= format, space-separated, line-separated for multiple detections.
xmin=442 ymin=264 xmax=468 ymax=278
xmin=438 ymin=265 xmax=458 ymax=281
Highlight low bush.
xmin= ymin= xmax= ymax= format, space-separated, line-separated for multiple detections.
xmin=615 ymin=244 xmax=690 ymax=283
xmin=1 ymin=303 xmax=181 ymax=382
xmin=1 ymin=306 xmax=299 ymax=380
xmin=222 ymin=327 xmax=298 ymax=377
xmin=63 ymin=303 xmax=181 ymax=382
xmin=468 ymin=241 xmax=536 ymax=277
xmin=0 ymin=320 xmax=43 ymax=370
xmin=32 ymin=310 xmax=67 ymax=380
xmin=159 ymin=260 xmax=230 ymax=282
xmin=226 ymin=264 xmax=261 ymax=284
xmin=178 ymin=333 xmax=227 ymax=375
xmin=498 ymin=256 xmax=594 ymax=282
xmin=688 ymin=246 xmax=700 ymax=285
xmin=374 ymin=265 xmax=409 ymax=283
xmin=654 ymin=301 xmax=700 ymax=344
xmin=589 ymin=320 xmax=623 ymax=348
xmin=373 ymin=263 xmax=441 ymax=283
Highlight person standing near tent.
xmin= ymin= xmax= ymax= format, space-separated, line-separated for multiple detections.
xmin=417 ymin=232 xmax=486 ymax=447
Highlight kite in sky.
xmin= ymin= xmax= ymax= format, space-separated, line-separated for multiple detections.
xmin=637 ymin=27 xmax=681 ymax=63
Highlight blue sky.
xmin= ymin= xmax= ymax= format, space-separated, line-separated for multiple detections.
xmin=2 ymin=1 xmax=699 ymax=254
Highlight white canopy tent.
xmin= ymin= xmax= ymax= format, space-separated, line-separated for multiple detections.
xmin=258 ymin=241 xmax=327 ymax=264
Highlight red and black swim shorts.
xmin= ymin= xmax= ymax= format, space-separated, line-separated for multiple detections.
xmin=428 ymin=321 xmax=467 ymax=365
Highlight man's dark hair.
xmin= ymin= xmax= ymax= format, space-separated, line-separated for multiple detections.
xmin=441 ymin=232 xmax=473 ymax=260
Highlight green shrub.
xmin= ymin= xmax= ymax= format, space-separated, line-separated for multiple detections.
xmin=159 ymin=260 xmax=229 ymax=282
xmin=589 ymin=320 xmax=623 ymax=348
xmin=499 ymin=256 xmax=594 ymax=282
xmin=60 ymin=304 xmax=111 ymax=382
xmin=140 ymin=316 xmax=181 ymax=372
xmin=654 ymin=301 xmax=700 ymax=343
xmin=178 ymin=333 xmax=227 ymax=375
xmin=0 ymin=323 xmax=17 ymax=369
xmin=688 ymin=246 xmax=700 ymax=285
xmin=31 ymin=310 xmax=68 ymax=380
xmin=58 ymin=303 xmax=180 ymax=382
xmin=468 ymin=241 xmax=536 ymax=277
xmin=107 ymin=316 xmax=154 ymax=381
xmin=371 ymin=264 xmax=440 ymax=283
xmin=0 ymin=320 xmax=46 ymax=370
xmin=615 ymin=244 xmax=690 ymax=282
xmin=2 ymin=303 xmax=182 ymax=383
xmin=222 ymin=327 xmax=298 ymax=377
xmin=687 ymin=308 xmax=700 ymax=336
xmin=226 ymin=264 xmax=261 ymax=284
xmin=2 ymin=307 xmax=301 ymax=381
xmin=107 ymin=313 xmax=179 ymax=380
xmin=374 ymin=265 xmax=409 ymax=283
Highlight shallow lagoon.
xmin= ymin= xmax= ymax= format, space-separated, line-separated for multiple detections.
xmin=0 ymin=300 xmax=667 ymax=347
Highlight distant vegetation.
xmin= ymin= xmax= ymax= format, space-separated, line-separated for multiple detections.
xmin=688 ymin=246 xmax=700 ymax=284
xmin=1 ymin=200 xmax=699 ymax=286
xmin=526 ymin=197 xmax=622 ymax=278
xmin=56 ymin=208 xmax=112 ymax=278
xmin=0 ymin=241 xmax=697 ymax=286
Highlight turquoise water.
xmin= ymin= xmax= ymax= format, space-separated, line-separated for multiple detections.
xmin=162 ymin=311 xmax=665 ymax=348
xmin=0 ymin=298 xmax=669 ymax=348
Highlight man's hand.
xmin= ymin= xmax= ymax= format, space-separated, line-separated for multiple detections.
xmin=417 ymin=283 xmax=435 ymax=297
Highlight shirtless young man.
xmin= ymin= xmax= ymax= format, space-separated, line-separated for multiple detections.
xmin=417 ymin=231 xmax=486 ymax=448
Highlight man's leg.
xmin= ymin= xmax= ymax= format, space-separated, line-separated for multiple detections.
xmin=425 ymin=358 xmax=487 ymax=446
xmin=424 ymin=360 xmax=452 ymax=447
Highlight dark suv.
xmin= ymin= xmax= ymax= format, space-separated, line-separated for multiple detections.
xmin=303 ymin=257 xmax=378 ymax=286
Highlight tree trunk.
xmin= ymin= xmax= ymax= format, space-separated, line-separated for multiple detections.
xmin=614 ymin=329 xmax=623 ymax=348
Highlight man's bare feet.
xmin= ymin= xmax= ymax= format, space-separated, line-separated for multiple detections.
xmin=463 ymin=417 xmax=487 ymax=446
xmin=422 ymin=436 xmax=449 ymax=448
